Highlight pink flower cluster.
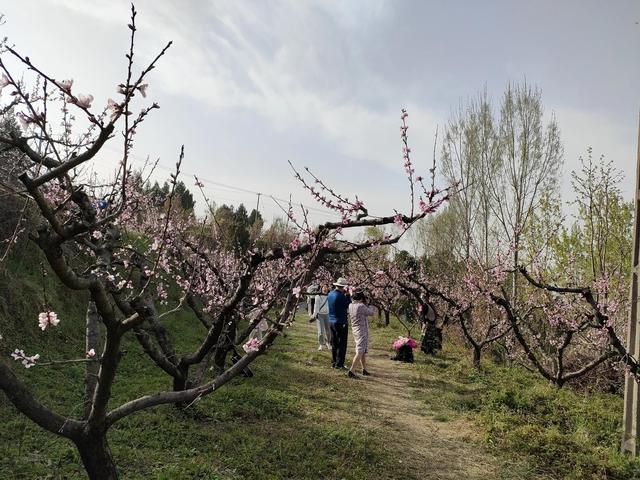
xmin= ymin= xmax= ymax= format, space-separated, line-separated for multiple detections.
xmin=393 ymin=213 xmax=405 ymax=229
xmin=291 ymin=164 xmax=368 ymax=227
xmin=11 ymin=349 xmax=40 ymax=368
xmin=243 ymin=338 xmax=261 ymax=353
xmin=38 ymin=311 xmax=60 ymax=331
xmin=392 ymin=336 xmax=418 ymax=350
xmin=0 ymin=73 xmax=10 ymax=90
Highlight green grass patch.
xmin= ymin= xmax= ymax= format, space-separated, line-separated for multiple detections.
xmin=410 ymin=343 xmax=640 ymax=480
xmin=4 ymin=244 xmax=640 ymax=479
xmin=0 ymin=244 xmax=414 ymax=479
xmin=0 ymin=324 xmax=416 ymax=479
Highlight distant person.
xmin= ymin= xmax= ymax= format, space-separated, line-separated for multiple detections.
xmin=347 ymin=291 xmax=375 ymax=378
xmin=420 ymin=300 xmax=442 ymax=355
xmin=328 ymin=277 xmax=351 ymax=369
xmin=311 ymin=284 xmax=331 ymax=351
xmin=306 ymin=284 xmax=319 ymax=317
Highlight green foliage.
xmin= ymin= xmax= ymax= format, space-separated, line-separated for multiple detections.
xmin=213 ymin=203 xmax=263 ymax=253
xmin=569 ymin=151 xmax=633 ymax=283
xmin=523 ymin=151 xmax=632 ymax=288
xmin=147 ymin=180 xmax=196 ymax=212
xmin=413 ymin=205 xmax=461 ymax=273
xmin=257 ymin=216 xmax=296 ymax=250
xmin=393 ymin=250 xmax=417 ymax=272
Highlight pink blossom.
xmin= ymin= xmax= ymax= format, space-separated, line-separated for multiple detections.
xmin=392 ymin=336 xmax=418 ymax=350
xmin=75 ymin=94 xmax=94 ymax=108
xmin=16 ymin=112 xmax=37 ymax=130
xmin=107 ymin=98 xmax=121 ymax=120
xmin=156 ymin=283 xmax=168 ymax=300
xmin=59 ymin=79 xmax=73 ymax=92
xmin=243 ymin=337 xmax=261 ymax=353
xmin=393 ymin=213 xmax=405 ymax=228
xmin=138 ymin=83 xmax=149 ymax=97
xmin=11 ymin=349 xmax=40 ymax=368
xmin=38 ymin=311 xmax=60 ymax=331
xmin=292 ymin=286 xmax=301 ymax=297
xmin=92 ymin=230 xmax=102 ymax=240
xmin=0 ymin=74 xmax=10 ymax=90
xmin=86 ymin=348 xmax=96 ymax=358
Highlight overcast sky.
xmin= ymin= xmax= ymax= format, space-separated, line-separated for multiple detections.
xmin=1 ymin=0 xmax=638 ymax=227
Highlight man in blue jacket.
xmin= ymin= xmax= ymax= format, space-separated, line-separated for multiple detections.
xmin=328 ymin=277 xmax=351 ymax=369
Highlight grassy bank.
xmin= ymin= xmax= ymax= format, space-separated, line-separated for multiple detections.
xmin=0 ymin=244 xmax=417 ymax=479
xmin=0 ymin=319 xmax=418 ymax=479
xmin=3 ymin=245 xmax=640 ymax=478
xmin=409 ymin=344 xmax=640 ymax=480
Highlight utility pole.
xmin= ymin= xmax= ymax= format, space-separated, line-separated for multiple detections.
xmin=622 ymin=113 xmax=640 ymax=455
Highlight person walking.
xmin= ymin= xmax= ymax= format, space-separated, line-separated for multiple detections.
xmin=311 ymin=284 xmax=331 ymax=351
xmin=328 ymin=277 xmax=351 ymax=369
xmin=347 ymin=291 xmax=376 ymax=378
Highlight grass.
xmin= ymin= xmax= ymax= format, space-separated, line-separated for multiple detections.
xmin=1 ymin=321 xmax=418 ymax=479
xmin=3 ymin=245 xmax=640 ymax=479
xmin=0 ymin=246 xmax=417 ymax=478
xmin=409 ymin=343 xmax=640 ymax=480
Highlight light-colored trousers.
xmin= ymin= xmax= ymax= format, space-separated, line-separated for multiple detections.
xmin=316 ymin=313 xmax=332 ymax=346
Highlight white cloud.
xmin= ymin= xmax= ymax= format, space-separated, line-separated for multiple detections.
xmin=2 ymin=0 xmax=637 ymax=233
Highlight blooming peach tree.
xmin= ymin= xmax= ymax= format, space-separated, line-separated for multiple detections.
xmin=0 ymin=7 xmax=451 ymax=479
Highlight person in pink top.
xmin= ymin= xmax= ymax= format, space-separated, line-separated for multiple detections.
xmin=347 ymin=291 xmax=376 ymax=378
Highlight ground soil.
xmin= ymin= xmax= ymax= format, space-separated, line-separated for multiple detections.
xmin=297 ymin=319 xmax=501 ymax=480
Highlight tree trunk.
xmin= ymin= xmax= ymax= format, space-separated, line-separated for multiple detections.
xmin=192 ymin=350 xmax=214 ymax=386
xmin=384 ymin=310 xmax=390 ymax=326
xmin=76 ymin=433 xmax=119 ymax=480
xmin=472 ymin=345 xmax=482 ymax=369
xmin=173 ymin=375 xmax=188 ymax=392
xmin=512 ymin=236 xmax=520 ymax=301
xmin=85 ymin=301 xmax=102 ymax=418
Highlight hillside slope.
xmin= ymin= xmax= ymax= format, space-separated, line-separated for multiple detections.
xmin=1 ymin=247 xmax=640 ymax=479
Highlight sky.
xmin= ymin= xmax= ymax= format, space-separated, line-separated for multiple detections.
xmin=1 ymin=0 xmax=638 ymax=230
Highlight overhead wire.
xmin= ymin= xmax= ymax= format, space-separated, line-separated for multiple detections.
xmin=94 ymin=143 xmax=342 ymax=219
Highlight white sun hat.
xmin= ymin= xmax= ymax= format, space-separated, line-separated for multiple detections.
xmin=333 ymin=277 xmax=349 ymax=287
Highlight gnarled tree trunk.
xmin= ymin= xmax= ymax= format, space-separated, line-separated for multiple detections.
xmin=84 ymin=301 xmax=102 ymax=418
xmin=75 ymin=432 xmax=119 ymax=480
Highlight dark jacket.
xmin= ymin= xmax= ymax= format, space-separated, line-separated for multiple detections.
xmin=327 ymin=289 xmax=351 ymax=325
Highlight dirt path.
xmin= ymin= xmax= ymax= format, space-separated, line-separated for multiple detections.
xmin=297 ymin=318 xmax=500 ymax=480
